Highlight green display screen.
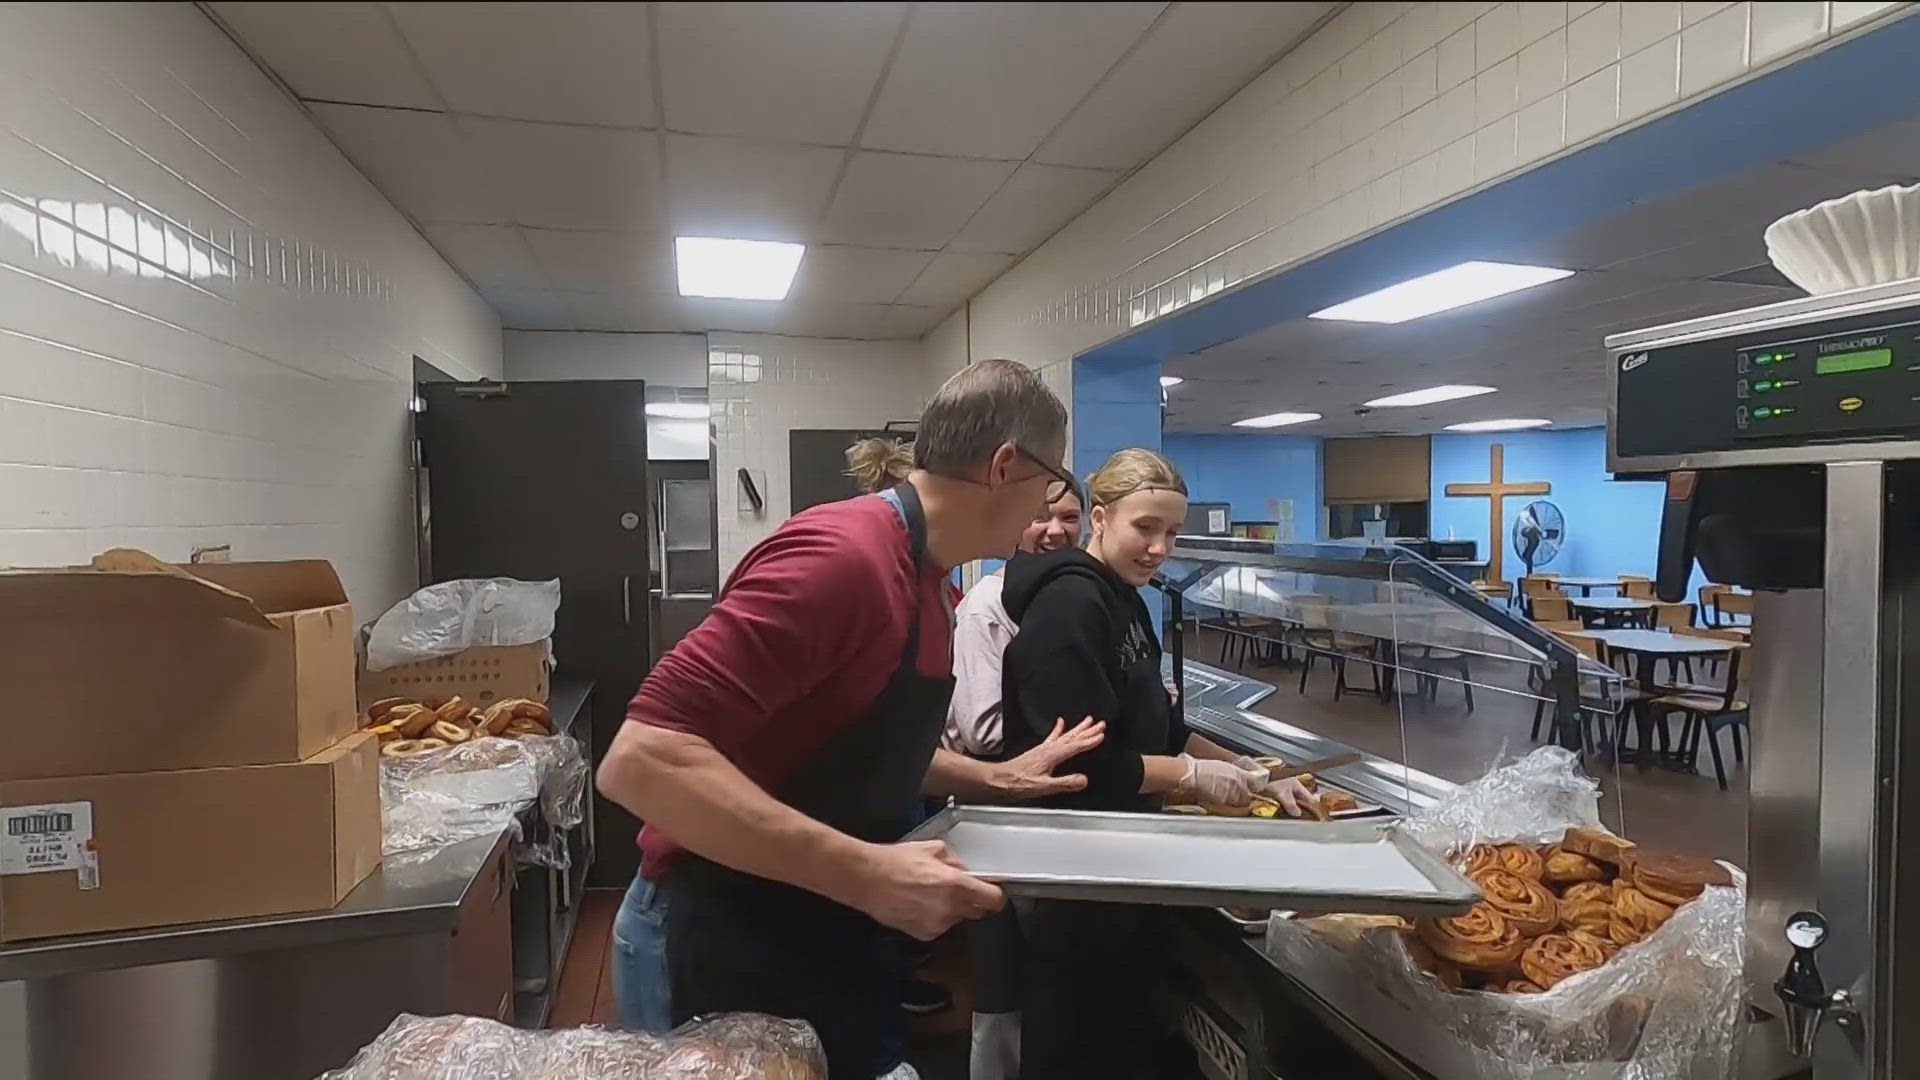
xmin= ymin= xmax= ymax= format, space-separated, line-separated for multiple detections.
xmin=1816 ymin=348 xmax=1893 ymax=375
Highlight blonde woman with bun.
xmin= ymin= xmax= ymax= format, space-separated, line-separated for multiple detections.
xmin=844 ymin=437 xmax=913 ymax=494
xmin=998 ymin=447 xmax=1316 ymax=1080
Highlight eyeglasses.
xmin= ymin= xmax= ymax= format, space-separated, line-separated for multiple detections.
xmin=1015 ymin=444 xmax=1075 ymax=504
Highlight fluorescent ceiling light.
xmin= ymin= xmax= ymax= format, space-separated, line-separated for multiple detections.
xmin=1365 ymin=384 xmax=1498 ymax=408
xmin=674 ymin=236 xmax=805 ymax=300
xmin=1309 ymin=261 xmax=1574 ymax=323
xmin=1233 ymin=411 xmax=1321 ymax=428
xmin=1159 ymin=375 xmax=1184 ymax=388
xmin=645 ymin=401 xmax=710 ymax=419
xmin=1444 ymin=418 xmax=1552 ymax=432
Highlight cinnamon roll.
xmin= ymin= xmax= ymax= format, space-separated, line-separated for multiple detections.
xmin=1416 ymin=904 xmax=1525 ymax=972
xmin=1542 ymin=845 xmax=1606 ymax=886
xmin=1470 ymin=868 xmax=1559 ymax=938
xmin=1519 ymin=932 xmax=1609 ymax=989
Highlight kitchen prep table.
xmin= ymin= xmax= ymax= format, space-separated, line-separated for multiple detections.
xmin=0 ymin=682 xmax=596 ymax=1080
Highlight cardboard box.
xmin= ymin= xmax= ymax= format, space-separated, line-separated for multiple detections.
xmin=0 ymin=550 xmax=359 ymax=781
xmin=358 ymin=640 xmax=552 ymax=709
xmin=0 ymin=732 xmax=381 ymax=943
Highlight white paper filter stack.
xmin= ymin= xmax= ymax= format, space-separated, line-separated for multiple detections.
xmin=1765 ymin=182 xmax=1920 ymax=294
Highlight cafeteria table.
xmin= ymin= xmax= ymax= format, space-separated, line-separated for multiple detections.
xmin=1585 ymin=629 xmax=1743 ymax=772
xmin=1569 ymin=595 xmax=1656 ymax=628
xmin=1552 ymin=576 xmax=1625 ymax=596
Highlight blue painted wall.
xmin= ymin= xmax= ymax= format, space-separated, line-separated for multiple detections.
xmin=1162 ymin=433 xmax=1323 ymax=540
xmin=1071 ymin=355 xmax=1162 ymax=477
xmin=1429 ymin=427 xmax=1703 ymax=595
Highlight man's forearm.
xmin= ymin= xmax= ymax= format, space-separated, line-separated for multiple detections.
xmin=597 ymin=721 xmax=875 ymax=907
xmin=922 ymin=747 xmax=1002 ymax=798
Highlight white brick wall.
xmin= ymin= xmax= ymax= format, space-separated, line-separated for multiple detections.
xmin=0 ymin=3 xmax=499 ymax=614
xmin=709 ymin=333 xmax=928 ymax=575
xmin=502 ymin=330 xmax=707 ymax=386
xmin=935 ymin=0 xmax=1912 ymax=392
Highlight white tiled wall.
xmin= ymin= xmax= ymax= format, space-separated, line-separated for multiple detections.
xmin=709 ymin=333 xmax=928 ymax=574
xmin=0 ymin=3 xmax=499 ymax=613
xmin=930 ymin=0 xmax=1912 ymax=398
xmin=502 ymin=330 xmax=707 ymax=386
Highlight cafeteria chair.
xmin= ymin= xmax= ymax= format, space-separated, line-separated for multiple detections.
xmin=1649 ymin=631 xmax=1748 ymax=791
xmin=1651 ymin=601 xmax=1698 ymax=677
xmin=1698 ymin=584 xmax=1732 ymax=627
xmin=1534 ymin=619 xmax=1585 ymax=633
xmin=1289 ymin=595 xmax=1385 ymax=702
xmin=1472 ymin=579 xmax=1513 ymax=606
xmin=1529 ymin=630 xmax=1628 ymax=751
xmin=1717 ymin=591 xmax=1754 ymax=625
xmin=1619 ymin=576 xmax=1655 ymax=599
xmin=1530 ymin=595 xmax=1574 ymax=624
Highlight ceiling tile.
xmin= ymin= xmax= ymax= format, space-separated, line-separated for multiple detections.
xmin=387 ymin=2 xmax=653 ymax=125
xmin=818 ymin=152 xmax=1017 ymax=248
xmin=520 ymin=229 xmax=676 ymax=293
xmin=861 ymin=2 xmax=1167 ymax=159
xmin=949 ymin=163 xmax=1119 ymax=254
xmin=310 ymin=103 xmax=512 ymax=224
xmin=460 ymin=117 xmax=662 ymax=231
xmin=897 ymin=250 xmax=1018 ymax=307
xmin=1035 ymin=2 xmax=1333 ymax=169
xmin=417 ymin=223 xmax=541 ymax=289
xmin=657 ymin=2 xmax=906 ymax=144
xmin=478 ymin=285 xmax=579 ymax=330
xmin=788 ymin=246 xmax=937 ymax=305
xmin=559 ymin=290 xmax=693 ymax=332
xmin=664 ymin=134 xmax=843 ymax=240
xmin=211 ymin=2 xmax=442 ymax=109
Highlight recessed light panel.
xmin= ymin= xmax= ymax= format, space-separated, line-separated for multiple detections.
xmin=1309 ymin=261 xmax=1574 ymax=323
xmin=1365 ymin=384 xmax=1498 ymax=408
xmin=1233 ymin=411 xmax=1322 ymax=428
xmin=1444 ymin=418 xmax=1552 ymax=432
xmin=674 ymin=236 xmax=805 ymax=300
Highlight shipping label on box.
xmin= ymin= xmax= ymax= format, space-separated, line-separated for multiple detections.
xmin=0 ymin=801 xmax=99 ymax=888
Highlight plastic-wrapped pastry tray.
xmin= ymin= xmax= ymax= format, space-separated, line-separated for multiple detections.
xmin=908 ymin=805 xmax=1479 ymax=916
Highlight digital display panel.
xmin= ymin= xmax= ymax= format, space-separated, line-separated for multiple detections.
xmin=1816 ymin=348 xmax=1893 ymax=376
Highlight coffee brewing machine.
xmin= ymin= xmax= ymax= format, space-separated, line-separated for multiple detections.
xmin=1608 ymin=279 xmax=1920 ymax=1078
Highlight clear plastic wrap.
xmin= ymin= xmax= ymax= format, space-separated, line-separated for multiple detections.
xmin=379 ymin=734 xmax=587 ymax=869
xmin=319 ymin=1012 xmax=826 ymax=1080
xmin=366 ymin=578 xmax=560 ymax=670
xmin=1265 ymin=747 xmax=1746 ymax=1080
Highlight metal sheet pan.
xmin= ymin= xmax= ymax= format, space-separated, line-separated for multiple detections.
xmin=907 ymin=805 xmax=1480 ymax=916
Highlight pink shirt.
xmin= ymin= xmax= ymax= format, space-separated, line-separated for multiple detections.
xmin=943 ymin=572 xmax=1017 ymax=756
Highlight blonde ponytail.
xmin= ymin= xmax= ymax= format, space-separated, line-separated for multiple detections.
xmin=844 ymin=437 xmax=914 ymax=494
xmin=1086 ymin=447 xmax=1186 ymax=507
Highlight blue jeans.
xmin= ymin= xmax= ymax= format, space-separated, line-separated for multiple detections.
xmin=612 ymin=867 xmax=673 ymax=1034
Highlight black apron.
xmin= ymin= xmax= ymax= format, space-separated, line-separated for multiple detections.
xmin=664 ymin=483 xmax=954 ymax=1079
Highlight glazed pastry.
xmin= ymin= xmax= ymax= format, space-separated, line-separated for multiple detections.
xmin=1542 ymin=845 xmax=1606 ymax=886
xmin=381 ymin=738 xmax=426 ymax=758
xmin=1496 ymin=843 xmax=1546 ymax=881
xmin=480 ymin=697 xmax=552 ymax=736
xmin=430 ymin=719 xmax=472 ymax=744
xmin=1317 ymin=791 xmax=1359 ymax=816
xmin=1460 ymin=844 xmax=1502 ymax=876
xmin=1612 ymin=884 xmax=1676 ymax=938
xmin=365 ymin=697 xmax=413 ymax=723
xmin=391 ymin=703 xmax=437 ymax=739
xmin=1520 ymin=932 xmax=1609 ymax=989
xmin=432 ymin=696 xmax=467 ymax=721
xmin=1416 ymin=904 xmax=1525 ymax=972
xmin=1403 ymin=935 xmax=1463 ymax=990
xmin=1560 ymin=826 xmax=1637 ymax=868
xmin=1559 ymin=881 xmax=1615 ymax=935
xmin=1503 ymin=979 xmax=1547 ymax=994
xmin=1568 ymin=927 xmax=1620 ymax=961
xmin=415 ymin=737 xmax=448 ymax=751
xmin=1629 ymin=851 xmax=1732 ymax=907
xmin=366 ymin=722 xmax=401 ymax=743
xmin=1470 ymin=868 xmax=1559 ymax=937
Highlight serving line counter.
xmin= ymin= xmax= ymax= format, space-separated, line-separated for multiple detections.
xmin=0 ymin=682 xmax=597 ymax=1080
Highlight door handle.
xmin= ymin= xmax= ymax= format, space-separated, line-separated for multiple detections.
xmin=622 ymin=575 xmax=631 ymax=626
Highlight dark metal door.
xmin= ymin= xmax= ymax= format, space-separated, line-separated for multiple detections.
xmin=418 ymin=380 xmax=650 ymax=887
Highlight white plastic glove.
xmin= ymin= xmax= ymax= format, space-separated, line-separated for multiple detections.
xmin=1261 ymin=776 xmax=1322 ymax=819
xmin=1229 ymin=754 xmax=1264 ymax=775
xmin=1178 ymin=754 xmax=1268 ymax=806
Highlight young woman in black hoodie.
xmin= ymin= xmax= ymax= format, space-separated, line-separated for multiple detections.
xmin=1000 ymin=448 xmax=1316 ymax=1079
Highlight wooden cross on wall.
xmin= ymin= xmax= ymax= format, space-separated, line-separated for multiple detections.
xmin=1443 ymin=443 xmax=1550 ymax=584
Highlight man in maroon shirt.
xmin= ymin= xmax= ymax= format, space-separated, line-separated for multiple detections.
xmin=598 ymin=360 xmax=1083 ymax=1078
